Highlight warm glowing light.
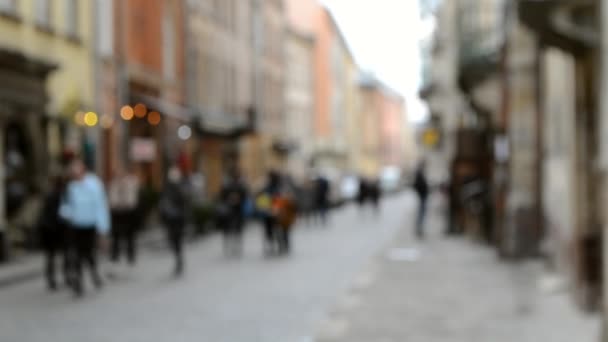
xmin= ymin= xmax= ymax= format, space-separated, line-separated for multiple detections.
xmin=134 ymin=103 xmax=147 ymax=118
xmin=148 ymin=111 xmax=161 ymax=126
xmin=84 ymin=112 xmax=98 ymax=127
xmin=120 ymin=105 xmax=134 ymax=120
xmin=74 ymin=111 xmax=85 ymax=126
xmin=100 ymin=114 xmax=114 ymax=129
xmin=178 ymin=125 xmax=192 ymax=141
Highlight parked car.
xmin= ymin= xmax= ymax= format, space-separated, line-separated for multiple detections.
xmin=340 ymin=175 xmax=360 ymax=203
xmin=379 ymin=167 xmax=402 ymax=193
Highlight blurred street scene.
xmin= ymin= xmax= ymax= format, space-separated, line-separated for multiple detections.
xmin=0 ymin=0 xmax=607 ymax=341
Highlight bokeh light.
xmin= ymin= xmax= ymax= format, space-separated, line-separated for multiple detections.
xmin=134 ymin=103 xmax=147 ymax=118
xmin=148 ymin=111 xmax=161 ymax=126
xmin=120 ymin=105 xmax=134 ymax=120
xmin=100 ymin=114 xmax=114 ymax=129
xmin=84 ymin=112 xmax=98 ymax=127
xmin=178 ymin=125 xmax=192 ymax=141
xmin=74 ymin=111 xmax=85 ymax=126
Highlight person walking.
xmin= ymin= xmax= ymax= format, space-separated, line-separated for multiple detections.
xmin=60 ymin=158 xmax=110 ymax=297
xmin=368 ymin=179 xmax=382 ymax=215
xmin=218 ymin=168 xmax=249 ymax=257
xmin=413 ymin=162 xmax=430 ymax=238
xmin=37 ymin=175 xmax=69 ymax=291
xmin=313 ymin=174 xmax=331 ymax=226
xmin=159 ymin=166 xmax=190 ymax=277
xmin=108 ymin=166 xmax=141 ymax=265
xmin=256 ymin=171 xmax=281 ymax=255
xmin=272 ymin=189 xmax=297 ymax=254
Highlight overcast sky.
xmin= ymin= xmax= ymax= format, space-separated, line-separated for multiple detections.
xmin=321 ymin=0 xmax=430 ymax=123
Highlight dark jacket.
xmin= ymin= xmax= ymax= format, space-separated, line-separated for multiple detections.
xmin=219 ymin=179 xmax=249 ymax=216
xmin=160 ymin=180 xmax=190 ymax=225
xmin=414 ymin=170 xmax=429 ymax=199
xmin=37 ymin=187 xmax=68 ymax=248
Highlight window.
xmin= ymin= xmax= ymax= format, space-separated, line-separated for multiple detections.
xmin=163 ymin=2 xmax=176 ymax=80
xmin=65 ymin=0 xmax=78 ymax=37
xmin=0 ymin=0 xmax=16 ymax=14
xmin=35 ymin=0 xmax=51 ymax=28
xmin=96 ymin=0 xmax=113 ymax=56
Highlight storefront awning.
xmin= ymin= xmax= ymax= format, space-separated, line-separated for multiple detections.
xmin=0 ymin=49 xmax=57 ymax=112
xmin=130 ymin=93 xmax=193 ymax=122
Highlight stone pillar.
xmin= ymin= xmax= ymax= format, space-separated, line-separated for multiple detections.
xmin=0 ymin=118 xmax=6 ymax=261
xmin=503 ymin=21 xmax=542 ymax=258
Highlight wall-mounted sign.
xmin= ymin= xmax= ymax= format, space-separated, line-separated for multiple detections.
xmin=130 ymin=138 xmax=157 ymax=162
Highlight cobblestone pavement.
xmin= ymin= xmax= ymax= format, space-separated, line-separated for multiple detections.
xmin=0 ymin=192 xmax=598 ymax=342
xmin=0 ymin=193 xmax=410 ymax=342
xmin=315 ymin=196 xmax=600 ymax=342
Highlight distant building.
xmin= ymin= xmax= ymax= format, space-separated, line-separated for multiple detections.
xmin=357 ymin=73 xmax=408 ymax=177
xmin=186 ymin=0 xmax=256 ymax=195
xmin=284 ymin=0 xmax=316 ymax=180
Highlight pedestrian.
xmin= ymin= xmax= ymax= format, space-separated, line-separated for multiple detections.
xmin=313 ymin=174 xmax=331 ymax=226
xmin=413 ymin=162 xmax=430 ymax=238
xmin=218 ymin=168 xmax=249 ymax=257
xmin=256 ymin=171 xmax=281 ymax=255
xmin=159 ymin=166 xmax=190 ymax=277
xmin=60 ymin=158 xmax=110 ymax=297
xmin=272 ymin=189 xmax=298 ymax=254
xmin=37 ymin=174 xmax=69 ymax=291
xmin=357 ymin=177 xmax=369 ymax=210
xmin=108 ymin=165 xmax=141 ymax=265
xmin=368 ymin=179 xmax=382 ymax=215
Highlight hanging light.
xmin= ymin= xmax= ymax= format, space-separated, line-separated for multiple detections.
xmin=84 ymin=112 xmax=98 ymax=127
xmin=120 ymin=105 xmax=134 ymax=120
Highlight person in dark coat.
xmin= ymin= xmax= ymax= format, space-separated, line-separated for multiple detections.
xmin=368 ymin=179 xmax=382 ymax=215
xmin=37 ymin=176 xmax=69 ymax=290
xmin=413 ymin=162 xmax=430 ymax=238
xmin=313 ymin=175 xmax=331 ymax=225
xmin=257 ymin=171 xmax=281 ymax=254
xmin=218 ymin=168 xmax=249 ymax=256
xmin=159 ymin=166 xmax=190 ymax=277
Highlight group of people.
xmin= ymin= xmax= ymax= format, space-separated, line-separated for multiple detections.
xmin=216 ymin=169 xmax=300 ymax=257
xmin=36 ymin=155 xmax=310 ymax=297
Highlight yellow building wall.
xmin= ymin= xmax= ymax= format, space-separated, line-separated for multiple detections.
xmin=0 ymin=0 xmax=95 ymax=117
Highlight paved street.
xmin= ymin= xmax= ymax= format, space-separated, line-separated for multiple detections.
xmin=0 ymin=192 xmax=600 ymax=342
xmin=316 ymin=197 xmax=600 ymax=342
xmin=0 ymin=194 xmax=407 ymax=342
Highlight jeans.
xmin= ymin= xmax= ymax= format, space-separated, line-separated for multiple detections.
xmin=67 ymin=227 xmax=102 ymax=296
xmin=416 ymin=197 xmax=428 ymax=237
xmin=165 ymin=221 xmax=184 ymax=275
xmin=111 ymin=209 xmax=138 ymax=264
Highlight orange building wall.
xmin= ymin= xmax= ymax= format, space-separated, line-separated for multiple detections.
xmin=125 ymin=0 xmax=163 ymax=73
xmin=285 ymin=0 xmax=317 ymax=34
xmin=314 ymin=7 xmax=333 ymax=138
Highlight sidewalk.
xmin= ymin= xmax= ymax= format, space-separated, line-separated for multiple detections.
xmin=314 ymin=207 xmax=600 ymax=342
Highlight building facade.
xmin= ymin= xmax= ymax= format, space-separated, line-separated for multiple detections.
xmin=284 ymin=0 xmax=316 ymax=180
xmin=114 ymin=0 xmax=188 ymax=189
xmin=186 ymin=0 xmax=256 ymax=195
xmin=0 ymin=0 xmax=96 ymax=258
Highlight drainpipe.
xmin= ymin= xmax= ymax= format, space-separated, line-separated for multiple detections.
xmin=600 ymin=0 xmax=608 ymax=339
